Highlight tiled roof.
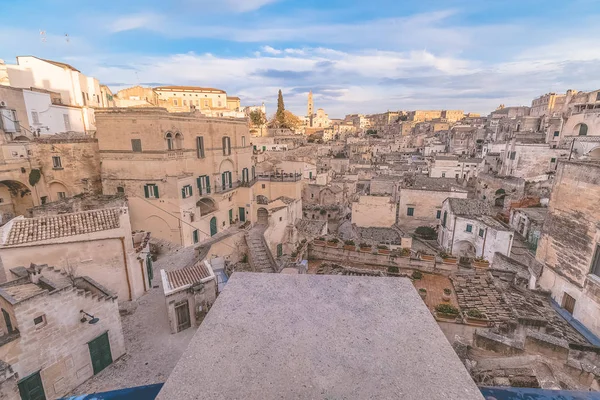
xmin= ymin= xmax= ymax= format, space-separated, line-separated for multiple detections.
xmin=166 ymin=261 xmax=213 ymax=290
xmin=447 ymin=198 xmax=492 ymax=217
xmin=4 ymin=209 xmax=121 ymax=246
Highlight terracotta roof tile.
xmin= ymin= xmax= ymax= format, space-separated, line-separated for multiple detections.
xmin=166 ymin=261 xmax=213 ymax=290
xmin=4 ymin=209 xmax=121 ymax=246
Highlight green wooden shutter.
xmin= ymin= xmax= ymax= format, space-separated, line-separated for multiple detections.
xmin=228 ymin=172 xmax=232 ymax=188
xmin=197 ymin=177 xmax=203 ymax=195
xmin=144 ymin=185 xmax=149 ymax=198
xmin=205 ymin=176 xmax=211 ymax=193
xmin=153 ymin=185 xmax=159 ymax=198
xmin=181 ymin=187 xmax=186 ymax=198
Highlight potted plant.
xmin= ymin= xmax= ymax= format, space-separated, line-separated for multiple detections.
xmin=411 ymin=270 xmax=423 ymax=280
xmin=291 ymin=251 xmax=298 ymax=258
xmin=314 ymin=237 xmax=326 ymax=247
xmin=463 ymin=308 xmax=489 ymax=326
xmin=435 ymin=303 xmax=459 ymax=321
xmin=473 ymin=257 xmax=490 ymax=268
xmin=440 ymin=251 xmax=458 ymax=265
xmin=327 ymin=238 xmax=339 ymax=248
xmin=359 ymin=242 xmax=371 ymax=253
xmin=399 ymin=247 xmax=411 ymax=258
xmin=377 ymin=244 xmax=390 ymax=255
xmin=343 ymin=240 xmax=356 ymax=251
xmin=418 ymin=288 xmax=427 ymax=300
xmin=387 ymin=265 xmax=400 ymax=275
xmin=420 ymin=252 xmax=435 ymax=261
xmin=442 ymin=288 xmax=452 ymax=302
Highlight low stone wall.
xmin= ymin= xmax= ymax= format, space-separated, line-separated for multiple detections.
xmin=524 ymin=330 xmax=570 ymax=362
xmin=308 ymin=244 xmax=440 ymax=273
xmin=474 ymin=329 xmax=524 ymax=356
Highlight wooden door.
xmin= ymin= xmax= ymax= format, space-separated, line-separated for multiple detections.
xmin=175 ymin=300 xmax=191 ymax=332
xmin=239 ymin=207 xmax=245 ymax=222
xmin=210 ymin=217 xmax=217 ymax=237
xmin=88 ymin=332 xmax=113 ymax=375
xmin=18 ymin=372 xmax=46 ymax=400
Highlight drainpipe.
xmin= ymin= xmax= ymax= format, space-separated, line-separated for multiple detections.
xmin=139 ymin=258 xmax=147 ymax=291
xmin=481 ymin=228 xmax=488 ymax=259
xmin=119 ymin=237 xmax=133 ymax=300
xmin=450 ymin=215 xmax=457 ymax=254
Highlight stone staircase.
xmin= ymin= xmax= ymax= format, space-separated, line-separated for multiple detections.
xmin=246 ymin=225 xmax=277 ymax=273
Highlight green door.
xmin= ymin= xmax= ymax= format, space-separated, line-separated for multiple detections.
xmin=239 ymin=207 xmax=245 ymax=222
xmin=277 ymin=243 xmax=283 ymax=257
xmin=88 ymin=332 xmax=113 ymax=375
xmin=18 ymin=372 xmax=46 ymax=400
xmin=228 ymin=209 xmax=233 ymax=223
xmin=146 ymin=254 xmax=153 ymax=287
xmin=210 ymin=217 xmax=217 ymax=237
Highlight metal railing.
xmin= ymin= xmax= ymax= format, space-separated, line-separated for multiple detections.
xmin=257 ymin=173 xmax=303 ymax=182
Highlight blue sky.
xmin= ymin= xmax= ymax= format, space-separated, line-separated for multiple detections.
xmin=1 ymin=0 xmax=599 ymax=118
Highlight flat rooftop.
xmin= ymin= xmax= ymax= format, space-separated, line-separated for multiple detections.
xmin=156 ymin=273 xmax=483 ymax=400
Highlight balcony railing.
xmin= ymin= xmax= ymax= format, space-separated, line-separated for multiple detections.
xmin=257 ymin=173 xmax=303 ymax=182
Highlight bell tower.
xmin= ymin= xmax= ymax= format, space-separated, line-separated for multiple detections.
xmin=307 ymin=90 xmax=314 ymax=127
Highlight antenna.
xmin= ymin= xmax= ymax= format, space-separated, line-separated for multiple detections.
xmin=40 ymin=30 xmax=46 ymax=43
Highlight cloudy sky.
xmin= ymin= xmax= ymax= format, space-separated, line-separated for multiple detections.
xmin=1 ymin=0 xmax=599 ymax=118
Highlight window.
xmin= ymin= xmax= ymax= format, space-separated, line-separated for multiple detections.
xmin=33 ymin=314 xmax=46 ymax=327
xmin=591 ymin=245 xmax=600 ymax=277
xmin=551 ymin=157 xmax=556 ymax=163
xmin=166 ymin=133 xmax=173 ymax=150
xmin=242 ymin=168 xmax=249 ymax=183
xmin=441 ymin=172 xmax=446 ymax=177
xmin=173 ymin=99 xmax=178 ymax=106
xmin=509 ymin=151 xmax=516 ymax=160
xmin=181 ymin=185 xmax=193 ymax=198
xmin=221 ymin=171 xmax=233 ymax=190
xmin=31 ymin=111 xmax=39 ymax=125
xmin=197 ymin=175 xmax=211 ymax=194
xmin=579 ymin=124 xmax=588 ymax=136
xmin=52 ymin=156 xmax=62 ymax=169
xmin=117 ymin=186 xmax=125 ymax=194
xmin=63 ymin=114 xmax=71 ymax=131
xmin=479 ymin=228 xmax=484 ymax=237
xmin=242 ymin=136 xmax=246 ymax=147
xmin=82 ymin=91 xmax=87 ymax=105
xmin=262 ymin=184 xmax=265 ymax=189
xmin=436 ymin=210 xmax=441 ymax=219
xmin=553 ymin=131 xmax=559 ymax=137
xmin=183 ymin=100 xmax=187 ymax=106
xmin=193 ymin=229 xmax=199 ymax=244
xmin=131 ymin=139 xmax=142 ymax=152
xmin=41 ymin=196 xmax=47 ymax=204
xmin=57 ymin=192 xmax=66 ymax=199
xmin=596 ymin=92 xmax=600 ymax=101
xmin=407 ymin=207 xmax=414 ymax=216
xmin=222 ymin=136 xmax=231 ymax=155
xmin=466 ymin=224 xmax=473 ymax=233
xmin=196 ymin=136 xmax=205 ymax=158
xmin=144 ymin=184 xmax=159 ymax=199
xmin=204 ymin=100 xmax=209 ymax=107
xmin=562 ymin=293 xmax=576 ymax=314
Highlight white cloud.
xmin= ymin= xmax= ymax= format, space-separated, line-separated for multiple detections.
xmin=261 ymin=46 xmax=282 ymax=55
xmin=180 ymin=0 xmax=279 ymax=13
xmin=108 ymin=13 xmax=162 ymax=33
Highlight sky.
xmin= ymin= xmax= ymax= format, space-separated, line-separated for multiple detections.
xmin=1 ymin=0 xmax=600 ymax=118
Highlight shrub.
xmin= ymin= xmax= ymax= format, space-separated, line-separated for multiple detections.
xmin=387 ymin=266 xmax=399 ymax=274
xmin=418 ymin=288 xmax=427 ymax=293
xmin=439 ymin=251 xmax=451 ymax=259
xmin=344 ymin=240 xmax=355 ymax=246
xmin=467 ymin=309 xmax=486 ymax=319
xmin=435 ymin=304 xmax=459 ymax=315
xmin=359 ymin=242 xmax=369 ymax=248
xmin=443 ymin=288 xmax=452 ymax=295
xmin=241 ymin=254 xmax=248 ymax=263
xmin=400 ymin=247 xmax=410 ymax=256
xmin=474 ymin=256 xmax=487 ymax=262
xmin=377 ymin=244 xmax=389 ymax=250
xmin=320 ymin=209 xmax=327 ymax=215
xmin=414 ymin=226 xmax=437 ymax=240
xmin=291 ymin=251 xmax=298 ymax=257
xmin=328 ymin=238 xmax=339 ymax=243
xmin=317 ymin=237 xmax=325 ymax=241
xmin=411 ymin=270 xmax=423 ymax=280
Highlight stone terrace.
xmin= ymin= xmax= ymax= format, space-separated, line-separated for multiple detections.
xmin=452 ymin=271 xmax=514 ymax=322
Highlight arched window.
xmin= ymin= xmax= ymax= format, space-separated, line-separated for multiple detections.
xmin=579 ymin=124 xmax=588 ymax=136
xmin=174 ymin=132 xmax=183 ymax=149
xmin=165 ymin=132 xmax=173 ymax=150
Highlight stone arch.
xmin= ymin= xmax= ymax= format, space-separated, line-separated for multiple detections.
xmin=0 ymin=180 xmax=34 ymax=221
xmin=13 ymin=135 xmax=30 ymax=141
xmin=218 ymin=158 xmax=235 ymax=174
xmin=165 ymin=131 xmax=174 ymax=150
xmin=145 ymin=215 xmax=177 ymax=243
xmin=257 ymin=207 xmax=268 ymax=225
xmin=197 ymin=197 xmax=217 ymax=216
xmin=588 ymin=146 xmax=600 ymax=160
xmin=454 ymin=240 xmax=476 ymax=258
xmin=256 ymin=195 xmax=269 ymax=205
xmin=174 ymin=132 xmax=183 ymax=149
xmin=48 ymin=181 xmax=69 ymax=202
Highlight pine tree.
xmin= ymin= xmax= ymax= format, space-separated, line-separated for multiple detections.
xmin=276 ymin=90 xmax=286 ymax=128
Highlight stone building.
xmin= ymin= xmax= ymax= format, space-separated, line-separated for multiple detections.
xmin=509 ymin=207 xmax=547 ymax=251
xmin=95 ymin=107 xmax=255 ymax=246
xmin=500 ymin=140 xmax=569 ymax=181
xmin=0 ymin=264 xmax=125 ymax=400
xmin=438 ymin=198 xmax=514 ymax=261
xmin=396 ymin=177 xmax=468 ymax=231
xmin=161 ymin=259 xmax=217 ymax=334
xmin=153 ymin=86 xmax=243 ymax=117
xmin=537 ymin=161 xmax=600 ymax=337
xmin=0 ymin=202 xmax=150 ymax=301
xmin=428 ymin=155 xmax=484 ymax=180
xmin=351 ymin=195 xmax=396 ymax=228
xmin=114 ymin=86 xmax=159 ymax=108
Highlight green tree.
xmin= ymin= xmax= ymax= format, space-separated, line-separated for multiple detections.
xmin=276 ymin=90 xmax=286 ymax=127
xmin=249 ymin=110 xmax=267 ymax=127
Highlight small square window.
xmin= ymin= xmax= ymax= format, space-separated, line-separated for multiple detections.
xmin=553 ymin=131 xmax=559 ymax=137
xmin=52 ymin=156 xmax=62 ymax=169
xmin=407 ymin=207 xmax=414 ymax=216
xmin=466 ymin=224 xmax=473 ymax=233
xmin=551 ymin=158 xmax=556 ymax=163
xmin=262 ymin=184 xmax=266 ymax=189
xmin=34 ymin=314 xmax=46 ymax=327
xmin=478 ymin=228 xmax=484 ymax=237
xmin=436 ymin=210 xmax=441 ymax=219
xmin=279 ymin=217 xmax=282 ymax=221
